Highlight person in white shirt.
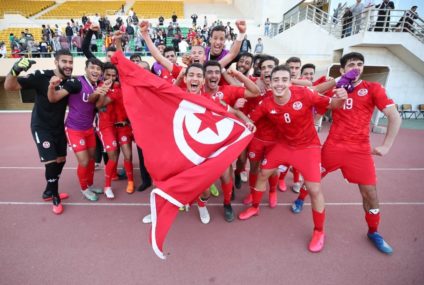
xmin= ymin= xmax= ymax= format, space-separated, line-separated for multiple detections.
xmin=178 ymin=38 xmax=189 ymax=54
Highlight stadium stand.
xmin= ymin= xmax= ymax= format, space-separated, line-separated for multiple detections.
xmin=132 ymin=1 xmax=184 ymax=19
xmin=0 ymin=0 xmax=55 ymax=18
xmin=40 ymin=1 xmax=124 ymax=18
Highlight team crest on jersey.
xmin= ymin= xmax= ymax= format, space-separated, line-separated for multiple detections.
xmin=270 ymin=109 xmax=277 ymax=114
xmin=358 ymin=89 xmax=368 ymax=96
xmin=293 ymin=101 xmax=303 ymax=110
xmin=261 ymin=159 xmax=267 ymax=166
xmin=79 ymin=139 xmax=85 ymax=146
xmin=112 ymin=141 xmax=117 ymax=146
xmin=213 ymin=91 xmax=224 ymax=100
xmin=42 ymin=141 xmax=50 ymax=149
xmin=121 ymin=136 xmax=128 ymax=142
xmin=248 ymin=152 xmax=256 ymax=159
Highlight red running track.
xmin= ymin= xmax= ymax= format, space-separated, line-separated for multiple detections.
xmin=0 ymin=112 xmax=423 ymax=285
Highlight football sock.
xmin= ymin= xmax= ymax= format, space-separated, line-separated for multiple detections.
xmin=124 ymin=159 xmax=134 ymax=182
xmin=298 ymin=185 xmax=309 ymax=200
xmin=312 ymin=209 xmax=326 ymax=232
xmin=105 ymin=159 xmax=117 ymax=188
xmin=222 ymin=179 xmax=233 ymax=205
xmin=252 ymin=188 xmax=263 ymax=208
xmin=87 ymin=159 xmax=95 ymax=186
xmin=268 ymin=174 xmax=278 ymax=193
xmin=365 ymin=209 xmax=380 ymax=234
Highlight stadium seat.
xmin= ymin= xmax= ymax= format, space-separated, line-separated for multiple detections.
xmin=40 ymin=1 xmax=124 ymax=19
xmin=401 ymin=104 xmax=416 ymax=119
xmin=132 ymin=1 xmax=184 ymax=19
xmin=416 ymin=104 xmax=424 ymax=119
xmin=0 ymin=1 xmax=55 ymax=18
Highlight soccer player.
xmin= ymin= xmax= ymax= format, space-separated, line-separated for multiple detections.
xmin=4 ymin=51 xmax=75 ymax=214
xmin=48 ymin=58 xmax=106 ymax=201
xmin=291 ymin=52 xmax=401 ymax=254
xmin=238 ymin=65 xmax=347 ymax=252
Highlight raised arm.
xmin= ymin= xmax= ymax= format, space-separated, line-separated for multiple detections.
xmin=227 ymin=69 xmax=260 ymax=97
xmin=82 ymin=26 xmax=97 ymax=59
xmin=4 ymin=58 xmax=36 ymax=91
xmin=139 ymin=21 xmax=173 ymax=72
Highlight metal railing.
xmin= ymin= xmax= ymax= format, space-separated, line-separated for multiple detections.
xmin=274 ymin=5 xmax=424 ymax=44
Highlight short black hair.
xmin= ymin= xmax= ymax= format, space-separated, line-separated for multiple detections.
xmin=106 ymin=46 xmax=116 ymax=53
xmin=103 ymin=62 xmax=117 ymax=72
xmin=258 ymin=55 xmax=279 ymax=69
xmin=163 ymin=46 xmax=176 ymax=54
xmin=85 ymin=57 xmax=103 ymax=69
xmin=340 ymin=52 xmax=364 ymax=68
xmin=271 ymin=65 xmax=291 ymax=79
xmin=301 ymin=63 xmax=316 ymax=74
xmin=203 ymin=60 xmax=221 ymax=70
xmin=185 ymin=63 xmax=205 ymax=76
xmin=210 ymin=25 xmax=226 ymax=37
xmin=238 ymin=52 xmax=254 ymax=63
xmin=54 ymin=49 xmax=73 ymax=60
xmin=286 ymin=56 xmax=301 ymax=65
xmin=130 ymin=54 xmax=142 ymax=61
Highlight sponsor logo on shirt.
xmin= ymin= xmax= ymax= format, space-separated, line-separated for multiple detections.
xmin=79 ymin=139 xmax=85 ymax=146
xmin=358 ymin=88 xmax=368 ymax=96
xmin=121 ymin=136 xmax=128 ymax=142
xmin=270 ymin=109 xmax=277 ymax=114
xmin=213 ymin=91 xmax=224 ymax=100
xmin=42 ymin=141 xmax=50 ymax=149
xmin=293 ymin=101 xmax=303 ymax=110
xmin=112 ymin=141 xmax=117 ymax=147
xmin=261 ymin=159 xmax=267 ymax=166
xmin=248 ymin=152 xmax=256 ymax=159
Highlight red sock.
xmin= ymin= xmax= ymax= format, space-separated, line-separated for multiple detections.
xmin=312 ymin=209 xmax=325 ymax=232
xmin=77 ymin=164 xmax=89 ymax=190
xmin=365 ymin=211 xmax=380 ymax=234
xmin=197 ymin=196 xmax=208 ymax=207
xmin=298 ymin=185 xmax=308 ymax=200
xmin=123 ymin=159 xmax=134 ymax=182
xmin=87 ymin=159 xmax=95 ymax=186
xmin=105 ymin=160 xmax=117 ymax=187
xmin=279 ymin=168 xmax=288 ymax=180
xmin=293 ymin=168 xmax=300 ymax=183
xmin=222 ymin=179 xmax=233 ymax=205
xmin=268 ymin=174 xmax=278 ymax=193
xmin=252 ymin=188 xmax=263 ymax=208
xmin=249 ymin=172 xmax=257 ymax=189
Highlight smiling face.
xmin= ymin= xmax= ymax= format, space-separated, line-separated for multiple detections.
xmin=209 ymin=30 xmax=226 ymax=56
xmin=261 ymin=60 xmax=277 ymax=86
xmin=301 ymin=67 xmax=315 ymax=82
xmin=271 ymin=69 xmax=291 ymax=97
xmin=190 ymin=45 xmax=206 ymax=64
xmin=184 ymin=66 xmax=205 ymax=94
xmin=55 ymin=55 xmax=73 ymax=78
xmin=205 ymin=65 xmax=221 ymax=90
xmin=85 ymin=62 xmax=102 ymax=84
xmin=287 ymin=61 xmax=301 ymax=79
xmin=164 ymin=50 xmax=177 ymax=64
xmin=103 ymin=68 xmax=117 ymax=82
xmin=237 ymin=55 xmax=253 ymax=75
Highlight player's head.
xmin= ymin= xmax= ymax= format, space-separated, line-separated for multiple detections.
xmin=270 ymin=65 xmax=291 ymax=97
xmin=163 ymin=46 xmax=177 ymax=64
xmin=184 ymin=63 xmax=205 ymax=94
xmin=105 ymin=46 xmax=116 ymax=62
xmin=85 ymin=58 xmax=103 ymax=84
xmin=209 ymin=25 xmax=226 ymax=56
xmin=140 ymin=61 xmax=150 ymax=70
xmin=204 ymin=60 xmax=221 ymax=90
xmin=259 ymin=55 xmax=279 ymax=85
xmin=301 ymin=63 xmax=316 ymax=82
xmin=286 ymin=57 xmax=302 ymax=79
xmin=103 ymin=62 xmax=118 ymax=82
xmin=130 ymin=54 xmax=142 ymax=64
xmin=340 ymin=52 xmax=364 ymax=82
xmin=54 ymin=49 xmax=73 ymax=78
xmin=236 ymin=52 xmax=254 ymax=76
xmin=157 ymin=42 xmax=166 ymax=54
xmin=252 ymin=54 xmax=263 ymax=77
xmin=190 ymin=45 xmax=206 ymax=64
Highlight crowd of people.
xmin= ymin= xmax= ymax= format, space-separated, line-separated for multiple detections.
xmin=4 ymin=13 xmax=402 ymax=257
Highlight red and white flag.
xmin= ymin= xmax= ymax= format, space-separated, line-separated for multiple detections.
xmin=111 ymin=51 xmax=253 ymax=259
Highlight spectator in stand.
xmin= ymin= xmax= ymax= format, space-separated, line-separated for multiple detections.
xmin=59 ymin=35 xmax=70 ymax=50
xmin=191 ymin=13 xmax=198 ymax=26
xmin=0 ymin=42 xmax=6 ymax=58
xmin=204 ymin=16 xmax=208 ymax=27
xmin=224 ymin=34 xmax=233 ymax=50
xmin=65 ymin=22 xmax=73 ymax=48
xmin=71 ymin=33 xmax=82 ymax=54
xmin=333 ymin=3 xmax=343 ymax=24
xmin=254 ymin=37 xmax=264 ymax=54
xmin=39 ymin=40 xmax=48 ymax=57
xmin=82 ymin=14 xmax=88 ymax=25
xmin=374 ymin=0 xmax=395 ymax=32
xmin=351 ymin=0 xmax=365 ymax=34
xmin=129 ymin=8 xmax=134 ymax=18
xmin=104 ymin=32 xmax=113 ymax=49
xmin=225 ymin=22 xmax=234 ymax=39
xmin=158 ymin=15 xmax=164 ymax=26
xmin=167 ymin=22 xmax=174 ymax=37
xmin=171 ymin=33 xmax=180 ymax=53
xmin=187 ymin=28 xmax=196 ymax=45
xmin=396 ymin=6 xmax=419 ymax=32
xmin=9 ymin=33 xmax=16 ymax=49
xmin=172 ymin=11 xmax=178 ymax=24
xmin=132 ymin=12 xmax=139 ymax=26
xmin=126 ymin=24 xmax=135 ymax=41
xmin=341 ymin=7 xmax=353 ymax=38
xmin=178 ymin=37 xmax=189 ymax=54
xmin=264 ymin=18 xmax=271 ymax=36
xmin=240 ymin=35 xmax=251 ymax=53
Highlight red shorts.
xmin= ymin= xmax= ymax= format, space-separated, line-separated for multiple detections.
xmin=97 ymin=127 xmax=118 ymax=152
xmin=65 ymin=127 xmax=96 ymax=153
xmin=321 ymin=141 xmax=376 ymax=185
xmin=262 ymin=143 xmax=322 ymax=183
xmin=247 ymin=137 xmax=276 ymax=162
xmin=116 ymin=125 xmax=133 ymax=146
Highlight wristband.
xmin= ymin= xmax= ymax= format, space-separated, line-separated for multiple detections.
xmin=236 ymin=33 xmax=246 ymax=41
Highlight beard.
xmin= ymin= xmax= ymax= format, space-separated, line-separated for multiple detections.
xmin=58 ymin=65 xmax=71 ymax=79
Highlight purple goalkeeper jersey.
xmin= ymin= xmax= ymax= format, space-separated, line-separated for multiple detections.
xmin=65 ymin=75 xmax=96 ymax=130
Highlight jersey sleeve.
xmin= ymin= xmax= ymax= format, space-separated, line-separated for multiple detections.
xmin=170 ymin=64 xmax=182 ymax=79
xmin=63 ymin=77 xmax=82 ymax=94
xmin=248 ymin=100 xmax=267 ymax=123
xmin=308 ymin=88 xmax=330 ymax=115
xmin=371 ymin=83 xmax=395 ymax=111
xmin=17 ymin=70 xmax=42 ymax=90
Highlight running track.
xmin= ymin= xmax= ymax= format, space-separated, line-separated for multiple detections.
xmin=0 ymin=112 xmax=423 ymax=285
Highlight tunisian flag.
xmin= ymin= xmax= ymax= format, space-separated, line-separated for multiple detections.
xmin=111 ymin=51 xmax=253 ymax=259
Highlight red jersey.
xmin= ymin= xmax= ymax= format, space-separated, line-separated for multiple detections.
xmin=171 ymin=64 xmax=187 ymax=90
xmin=246 ymin=90 xmax=277 ymax=142
xmin=205 ymin=85 xmax=245 ymax=108
xmin=249 ymin=86 xmax=331 ymax=148
xmin=326 ymin=80 xmax=394 ymax=145
xmin=97 ymin=82 xmax=116 ymax=129
xmin=108 ymin=83 xmax=128 ymax=122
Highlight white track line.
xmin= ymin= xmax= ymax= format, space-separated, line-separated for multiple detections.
xmin=0 ymin=202 xmax=423 ymax=206
xmin=0 ymin=166 xmax=423 ymax=171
